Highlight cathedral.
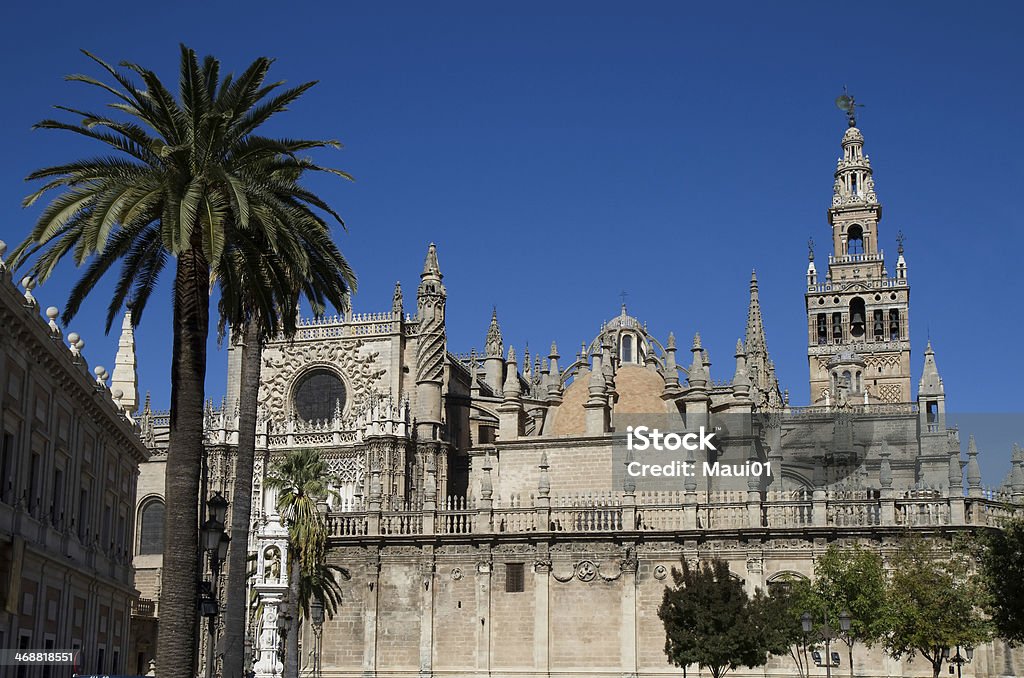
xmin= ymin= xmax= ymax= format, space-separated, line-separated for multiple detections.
xmin=127 ymin=113 xmax=1023 ymax=677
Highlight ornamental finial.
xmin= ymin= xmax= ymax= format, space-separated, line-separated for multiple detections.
xmin=835 ymin=87 xmax=862 ymax=127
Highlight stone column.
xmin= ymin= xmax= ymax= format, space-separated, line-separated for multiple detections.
xmin=584 ymin=350 xmax=609 ymax=435
xmin=477 ymin=453 xmax=494 ymax=534
xmin=536 ymin=452 xmax=551 ymax=532
xmin=475 ymin=558 xmax=492 ymax=674
xmin=683 ymin=447 xmax=698 ymax=529
xmin=620 ymin=550 xmax=639 ymax=678
xmin=418 ymin=557 xmax=435 ymax=676
xmin=253 ymin=596 xmax=284 ymax=678
xmin=747 ymin=453 xmax=762 ymax=528
xmin=533 ymin=556 xmax=551 ymax=675
xmin=879 ymin=444 xmax=895 ymax=525
xmin=948 ymin=444 xmax=965 ymax=525
xmin=362 ymin=553 xmax=380 ymax=677
xmin=812 ymin=454 xmax=827 ymax=527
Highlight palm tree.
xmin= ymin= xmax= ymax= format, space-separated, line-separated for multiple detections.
xmin=265 ymin=448 xmax=340 ymax=678
xmin=9 ymin=46 xmax=351 ymax=678
xmin=216 ymin=182 xmax=355 ymax=678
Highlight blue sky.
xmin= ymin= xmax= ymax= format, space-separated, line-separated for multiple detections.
xmin=1 ymin=2 xmax=1021 ymax=480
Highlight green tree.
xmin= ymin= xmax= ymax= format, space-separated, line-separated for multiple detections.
xmin=9 ymin=46 xmax=351 ymax=678
xmin=759 ymin=575 xmax=819 ymax=678
xmin=813 ymin=544 xmax=887 ymax=677
xmin=882 ymin=536 xmax=990 ymax=678
xmin=977 ymin=518 xmax=1024 ymax=644
xmin=658 ymin=558 xmax=784 ymax=678
xmin=265 ymin=448 xmax=340 ymax=678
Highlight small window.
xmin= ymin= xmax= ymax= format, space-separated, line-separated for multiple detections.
xmin=138 ymin=499 xmax=165 ymax=555
xmin=621 ymin=335 xmax=633 ymax=364
xmin=848 ymin=225 xmax=864 ymax=254
xmin=505 ymin=563 xmax=525 ymax=593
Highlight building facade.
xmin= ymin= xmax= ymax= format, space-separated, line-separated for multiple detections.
xmin=0 ymin=254 xmax=148 ymax=677
xmin=132 ymin=116 xmax=1024 ymax=677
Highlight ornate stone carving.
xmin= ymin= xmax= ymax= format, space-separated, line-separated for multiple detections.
xmin=551 ymin=559 xmax=625 ymax=583
xmin=259 ymin=339 xmax=387 ymax=421
xmin=576 ymin=561 xmax=597 ymax=582
xmin=653 ymin=565 xmax=668 ymax=580
xmin=450 ymin=567 xmax=463 ymax=581
xmin=323 ymin=452 xmax=364 ymax=484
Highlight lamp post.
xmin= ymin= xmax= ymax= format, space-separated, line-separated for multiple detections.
xmin=801 ymin=609 xmax=851 ymax=678
xmin=276 ymin=599 xmax=294 ymax=676
xmin=309 ymin=597 xmax=324 ymax=678
xmin=944 ymin=645 xmax=974 ymax=678
xmin=200 ymin=492 xmax=230 ymax=678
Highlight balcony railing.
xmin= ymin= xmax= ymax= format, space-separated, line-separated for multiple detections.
xmin=132 ymin=598 xmax=156 ymax=617
xmin=324 ymin=488 xmax=1018 ymax=539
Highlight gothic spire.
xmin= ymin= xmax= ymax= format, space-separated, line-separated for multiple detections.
xmin=687 ymin=332 xmax=708 ymax=389
xmin=918 ymin=340 xmax=944 ymax=396
xmin=745 ymin=270 xmax=768 ymax=357
xmin=485 ymin=307 xmax=503 ymax=358
xmin=110 ymin=309 xmax=138 ymax=413
xmin=744 ymin=270 xmax=782 ymax=405
xmin=421 ymin=242 xmax=442 ymax=280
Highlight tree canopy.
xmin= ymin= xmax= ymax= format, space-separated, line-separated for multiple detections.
xmin=977 ymin=518 xmax=1024 ymax=645
xmin=881 ymin=536 xmax=990 ymax=678
xmin=658 ymin=558 xmax=786 ymax=678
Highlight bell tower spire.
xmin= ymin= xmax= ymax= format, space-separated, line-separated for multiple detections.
xmin=805 ymin=96 xmax=912 ymax=405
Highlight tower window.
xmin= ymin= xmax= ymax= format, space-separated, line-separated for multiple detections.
xmin=849 ymin=298 xmax=866 ymax=338
xmin=873 ymin=310 xmax=884 ymax=341
xmin=817 ymin=314 xmax=827 ymax=345
xmin=847 ymin=225 xmax=864 ymax=254
xmin=831 ymin=312 xmax=843 ymax=344
xmin=889 ymin=309 xmax=900 ymax=341
xmin=851 ymin=174 xmax=859 ymax=196
xmin=505 ymin=563 xmax=525 ymax=593
xmin=926 ymin=401 xmax=938 ymax=424
xmin=621 ymin=334 xmax=633 ymax=364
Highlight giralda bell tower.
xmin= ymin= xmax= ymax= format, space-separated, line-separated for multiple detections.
xmin=805 ymin=94 xmax=911 ymax=406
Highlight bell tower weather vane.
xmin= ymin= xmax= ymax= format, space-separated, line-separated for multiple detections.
xmin=835 ymin=86 xmax=864 ymax=127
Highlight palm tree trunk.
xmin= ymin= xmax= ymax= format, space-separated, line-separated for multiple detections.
xmin=221 ymin=322 xmax=262 ymax=678
xmin=286 ymin=553 xmax=301 ymax=678
xmin=156 ymin=245 xmax=210 ymax=678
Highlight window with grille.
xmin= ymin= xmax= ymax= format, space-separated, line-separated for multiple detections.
xmin=505 ymin=563 xmax=524 ymax=593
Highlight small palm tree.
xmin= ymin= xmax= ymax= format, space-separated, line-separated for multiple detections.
xmin=9 ymin=46 xmax=351 ymax=678
xmin=265 ymin=448 xmax=344 ymax=678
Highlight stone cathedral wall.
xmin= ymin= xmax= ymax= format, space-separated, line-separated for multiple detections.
xmin=316 ymin=538 xmax=1024 ymax=678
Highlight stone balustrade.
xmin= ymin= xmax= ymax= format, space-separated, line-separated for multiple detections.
xmin=324 ymin=488 xmax=1017 ymax=539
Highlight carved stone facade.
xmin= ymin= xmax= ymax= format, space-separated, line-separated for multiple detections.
xmin=128 ymin=117 xmax=1024 ymax=677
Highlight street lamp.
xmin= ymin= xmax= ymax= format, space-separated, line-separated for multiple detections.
xmin=946 ymin=645 xmax=974 ymax=678
xmin=800 ymin=609 xmax=852 ymax=678
xmin=208 ymin=491 xmax=229 ymax=524
xmin=310 ymin=597 xmax=325 ymax=678
xmin=200 ymin=492 xmax=230 ymax=678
